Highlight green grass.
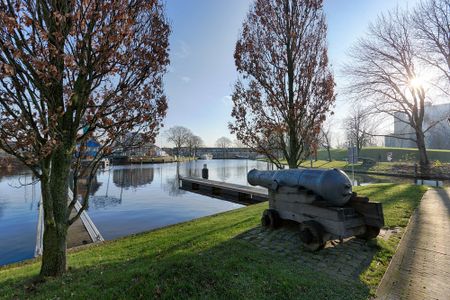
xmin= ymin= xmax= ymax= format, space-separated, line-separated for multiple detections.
xmin=285 ymin=159 xmax=448 ymax=175
xmin=285 ymin=159 xmax=394 ymax=173
xmin=0 ymin=184 xmax=427 ymax=299
xmin=357 ymin=184 xmax=428 ymax=289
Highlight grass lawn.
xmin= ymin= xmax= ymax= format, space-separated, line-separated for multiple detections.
xmin=316 ymin=147 xmax=450 ymax=163
xmin=290 ymin=159 xmax=391 ymax=173
xmin=0 ymin=184 xmax=427 ymax=299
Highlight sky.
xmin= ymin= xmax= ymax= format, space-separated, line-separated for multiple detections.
xmin=157 ymin=0 xmax=422 ymax=147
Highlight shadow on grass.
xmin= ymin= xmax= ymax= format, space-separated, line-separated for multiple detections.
xmin=3 ymin=184 xmax=427 ymax=300
xmin=1 ymin=230 xmax=372 ymax=300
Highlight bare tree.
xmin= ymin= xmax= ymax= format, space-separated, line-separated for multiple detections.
xmin=413 ymin=0 xmax=450 ymax=90
xmin=216 ymin=136 xmax=232 ymax=159
xmin=344 ymin=8 xmax=440 ymax=170
xmin=229 ymin=0 xmax=335 ymax=169
xmin=344 ymin=106 xmax=376 ymax=155
xmin=186 ymin=134 xmax=203 ymax=158
xmin=318 ymin=119 xmax=333 ymax=162
xmin=0 ymin=0 xmax=169 ymax=276
xmin=165 ymin=126 xmax=192 ymax=158
xmin=234 ymin=139 xmax=247 ymax=148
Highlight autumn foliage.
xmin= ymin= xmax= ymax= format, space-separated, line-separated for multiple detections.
xmin=0 ymin=0 xmax=169 ymax=276
xmin=229 ymin=0 xmax=335 ymax=169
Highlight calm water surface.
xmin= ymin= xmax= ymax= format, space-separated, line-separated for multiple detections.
xmin=0 ymin=159 xmax=267 ymax=266
xmin=0 ymin=159 xmax=445 ymax=266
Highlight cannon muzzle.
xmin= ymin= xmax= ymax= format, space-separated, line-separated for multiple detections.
xmin=247 ymin=168 xmax=352 ymax=206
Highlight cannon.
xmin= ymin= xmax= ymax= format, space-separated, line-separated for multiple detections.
xmin=248 ymin=168 xmax=384 ymax=251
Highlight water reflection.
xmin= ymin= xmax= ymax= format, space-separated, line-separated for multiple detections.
xmin=0 ymin=201 xmax=5 ymax=219
xmin=90 ymin=195 xmax=122 ymax=209
xmin=77 ymin=175 xmax=102 ymax=198
xmin=182 ymin=161 xmax=201 ymax=178
xmin=163 ymin=175 xmax=186 ymax=197
xmin=216 ymin=160 xmax=231 ymax=182
xmin=3 ymin=158 xmax=447 ymax=267
xmin=113 ymin=167 xmax=154 ymax=189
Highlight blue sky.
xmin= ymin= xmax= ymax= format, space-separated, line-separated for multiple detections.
xmin=157 ymin=0 xmax=421 ymax=147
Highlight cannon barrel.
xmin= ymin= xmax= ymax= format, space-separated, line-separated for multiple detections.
xmin=247 ymin=168 xmax=352 ymax=206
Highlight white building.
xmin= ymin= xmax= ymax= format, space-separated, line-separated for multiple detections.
xmin=385 ymin=102 xmax=450 ymax=149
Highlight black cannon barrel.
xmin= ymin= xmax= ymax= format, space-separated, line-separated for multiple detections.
xmin=247 ymin=168 xmax=352 ymax=206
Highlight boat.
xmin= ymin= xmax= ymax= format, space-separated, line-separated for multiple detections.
xmin=201 ymin=153 xmax=213 ymax=160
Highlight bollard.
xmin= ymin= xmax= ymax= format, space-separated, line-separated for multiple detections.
xmin=202 ymin=164 xmax=209 ymax=179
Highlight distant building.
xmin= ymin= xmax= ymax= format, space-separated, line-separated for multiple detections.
xmin=122 ymin=143 xmax=166 ymax=157
xmin=112 ymin=132 xmax=168 ymax=158
xmin=385 ymin=102 xmax=450 ymax=150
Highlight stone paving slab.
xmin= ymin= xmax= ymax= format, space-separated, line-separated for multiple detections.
xmin=237 ymin=223 xmax=379 ymax=282
xmin=376 ymin=188 xmax=450 ymax=300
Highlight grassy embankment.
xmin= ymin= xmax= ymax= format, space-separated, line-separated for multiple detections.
xmin=316 ymin=146 xmax=450 ymax=163
xmin=273 ymin=146 xmax=450 ymax=174
xmin=0 ymin=184 xmax=427 ymax=299
xmin=298 ymin=160 xmax=399 ymax=173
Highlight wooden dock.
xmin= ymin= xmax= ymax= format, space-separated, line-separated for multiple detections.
xmin=179 ymin=176 xmax=268 ymax=205
xmin=35 ymin=190 xmax=104 ymax=257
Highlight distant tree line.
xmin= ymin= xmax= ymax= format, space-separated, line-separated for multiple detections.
xmin=165 ymin=126 xmax=204 ymax=158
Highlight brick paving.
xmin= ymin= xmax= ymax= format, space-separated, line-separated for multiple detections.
xmin=237 ymin=223 xmax=380 ymax=282
xmin=376 ymin=189 xmax=450 ymax=300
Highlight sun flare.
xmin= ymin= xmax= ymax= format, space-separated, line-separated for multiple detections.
xmin=409 ymin=76 xmax=424 ymax=89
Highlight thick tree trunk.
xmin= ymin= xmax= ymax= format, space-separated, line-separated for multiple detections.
xmin=416 ymin=130 xmax=429 ymax=173
xmin=287 ymin=153 xmax=297 ymax=169
xmin=326 ymin=147 xmax=331 ymax=162
xmin=40 ymin=147 xmax=72 ymax=277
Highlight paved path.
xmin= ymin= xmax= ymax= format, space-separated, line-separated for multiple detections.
xmin=377 ymin=188 xmax=450 ymax=300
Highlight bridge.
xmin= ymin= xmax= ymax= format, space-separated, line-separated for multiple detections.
xmin=162 ymin=147 xmax=259 ymax=159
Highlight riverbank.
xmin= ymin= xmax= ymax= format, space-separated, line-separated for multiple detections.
xmin=316 ymin=147 xmax=450 ymax=163
xmin=0 ymin=184 xmax=427 ymax=299
xmin=264 ymin=159 xmax=450 ymax=180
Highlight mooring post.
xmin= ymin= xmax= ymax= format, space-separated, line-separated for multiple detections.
xmin=202 ymin=164 xmax=209 ymax=179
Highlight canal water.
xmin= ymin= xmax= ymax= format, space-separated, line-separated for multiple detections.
xmin=0 ymin=159 xmax=446 ymax=266
xmin=0 ymin=159 xmax=266 ymax=266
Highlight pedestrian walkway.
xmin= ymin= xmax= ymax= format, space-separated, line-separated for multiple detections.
xmin=377 ymin=188 xmax=450 ymax=300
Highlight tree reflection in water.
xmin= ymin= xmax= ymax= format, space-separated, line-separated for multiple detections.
xmin=90 ymin=195 xmax=122 ymax=209
xmin=182 ymin=160 xmax=201 ymax=178
xmin=113 ymin=167 xmax=154 ymax=189
xmin=0 ymin=201 xmax=4 ymax=220
xmin=163 ymin=175 xmax=186 ymax=197
xmin=217 ymin=160 xmax=231 ymax=182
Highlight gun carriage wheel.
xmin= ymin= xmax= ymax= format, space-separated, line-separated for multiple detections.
xmin=356 ymin=225 xmax=381 ymax=240
xmin=261 ymin=209 xmax=280 ymax=229
xmin=299 ymin=220 xmax=326 ymax=251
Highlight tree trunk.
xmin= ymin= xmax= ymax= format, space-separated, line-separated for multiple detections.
xmin=416 ymin=130 xmax=429 ymax=173
xmin=287 ymin=154 xmax=297 ymax=169
xmin=327 ymin=147 xmax=331 ymax=162
xmin=40 ymin=147 xmax=71 ymax=277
